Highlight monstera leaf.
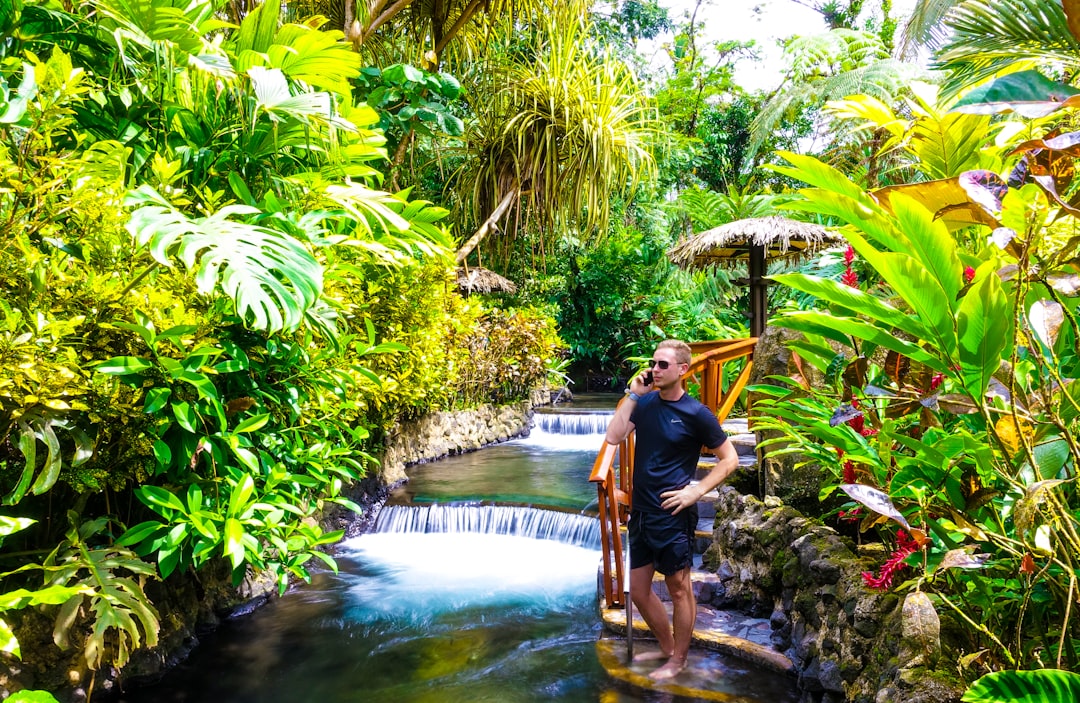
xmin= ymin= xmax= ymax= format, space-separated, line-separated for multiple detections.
xmin=125 ymin=186 xmax=323 ymax=333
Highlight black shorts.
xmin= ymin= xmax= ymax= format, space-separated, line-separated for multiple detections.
xmin=628 ymin=505 xmax=698 ymax=576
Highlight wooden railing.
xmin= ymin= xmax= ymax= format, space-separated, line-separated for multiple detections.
xmin=588 ymin=337 xmax=758 ymax=609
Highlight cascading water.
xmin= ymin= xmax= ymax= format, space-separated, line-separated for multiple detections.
xmin=375 ymin=503 xmax=602 ymax=550
xmin=118 ymin=397 xmax=797 ymax=703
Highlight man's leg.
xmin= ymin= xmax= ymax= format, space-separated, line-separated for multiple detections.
xmin=649 ymin=567 xmax=695 ymax=680
xmin=629 ymin=563 xmax=674 ymax=661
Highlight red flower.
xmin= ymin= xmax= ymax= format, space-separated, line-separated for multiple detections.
xmin=862 ymin=529 xmax=921 ymax=591
xmin=842 ymin=246 xmax=859 ymax=287
xmin=839 ymin=508 xmax=862 ymax=522
xmin=843 ymin=460 xmax=856 ymax=483
xmin=963 ymin=266 xmax=976 ymax=284
xmin=929 ymin=373 xmax=945 ymax=392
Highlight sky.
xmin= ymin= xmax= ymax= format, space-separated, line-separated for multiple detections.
xmin=639 ymin=0 xmax=919 ymax=91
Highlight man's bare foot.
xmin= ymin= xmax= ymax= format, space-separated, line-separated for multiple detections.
xmin=649 ymin=658 xmax=687 ymax=681
xmin=631 ymin=649 xmax=671 ymax=663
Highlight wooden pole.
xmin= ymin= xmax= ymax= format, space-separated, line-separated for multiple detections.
xmin=748 ymin=244 xmax=767 ymax=338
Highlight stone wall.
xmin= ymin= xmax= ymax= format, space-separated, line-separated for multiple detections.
xmin=378 ymin=400 xmax=534 ymax=484
xmin=702 ymin=489 xmax=964 ymax=703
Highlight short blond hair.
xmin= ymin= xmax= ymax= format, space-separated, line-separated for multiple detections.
xmin=656 ymin=339 xmax=691 ymax=366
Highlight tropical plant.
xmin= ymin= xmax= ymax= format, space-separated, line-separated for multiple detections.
xmin=748 ymin=27 xmax=917 ymax=162
xmin=453 ymin=10 xmax=657 ymax=266
xmin=0 ymin=0 xmax=565 ymax=688
xmin=823 ymin=80 xmax=1001 ymax=186
xmin=752 ymin=144 xmax=1080 ymax=680
xmin=932 ymin=0 xmax=1080 ymax=99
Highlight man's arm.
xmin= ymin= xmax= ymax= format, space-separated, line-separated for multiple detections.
xmin=659 ymin=439 xmax=739 ymax=515
xmin=605 ymin=372 xmax=651 ymax=445
xmin=604 ymin=395 xmax=636 ymax=445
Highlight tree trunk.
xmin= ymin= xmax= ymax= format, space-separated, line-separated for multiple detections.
xmin=455 ymin=190 xmax=517 ymax=264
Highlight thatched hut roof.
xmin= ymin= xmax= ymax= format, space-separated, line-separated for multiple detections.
xmin=455 ymin=266 xmax=518 ymax=294
xmin=667 ymin=216 xmax=838 ymax=269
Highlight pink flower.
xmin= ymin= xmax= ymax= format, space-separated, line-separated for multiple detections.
xmin=844 ymin=245 xmax=856 ymax=266
xmin=963 ymin=266 xmax=976 ymax=284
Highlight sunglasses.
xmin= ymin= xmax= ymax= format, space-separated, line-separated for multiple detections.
xmin=650 ymin=359 xmax=674 ymax=370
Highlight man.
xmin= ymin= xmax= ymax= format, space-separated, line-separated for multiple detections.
xmin=604 ymin=339 xmax=739 ymax=680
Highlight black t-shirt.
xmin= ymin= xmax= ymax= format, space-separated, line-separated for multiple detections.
xmin=629 ymin=391 xmax=728 ymax=513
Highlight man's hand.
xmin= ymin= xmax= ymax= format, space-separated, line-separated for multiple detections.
xmin=660 ymin=484 xmax=702 ymax=515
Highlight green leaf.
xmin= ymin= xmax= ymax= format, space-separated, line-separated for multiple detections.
xmin=224 ymin=518 xmax=246 ymax=569
xmin=28 ymin=420 xmax=62 ymax=496
xmin=438 ymin=72 xmax=461 ymax=98
xmin=137 ymin=486 xmax=185 ymax=515
xmin=233 ymin=413 xmax=270 ymax=433
xmin=956 ymin=271 xmax=1010 ymax=397
xmin=171 ymin=401 xmax=198 ymax=433
xmin=8 ymin=691 xmax=62 ymax=703
xmin=227 ymin=474 xmax=255 ymax=518
xmin=889 ymin=193 xmax=962 ymax=310
xmin=143 ymin=387 xmax=171 ymax=414
xmin=0 ymin=515 xmax=35 ymax=538
xmin=772 ymin=272 xmax=931 ymax=341
xmin=178 ymin=371 xmax=218 ymax=401
xmin=115 ymin=521 xmax=165 ymax=548
xmin=0 ymin=618 xmax=18 ymax=659
xmin=774 ymin=312 xmax=947 ymax=371
xmin=877 ymin=254 xmax=957 ymax=359
xmin=952 ymin=70 xmax=1080 ymax=118
xmin=962 ymin=669 xmax=1080 ymax=702
xmin=125 ymin=187 xmax=323 ymax=334
xmin=96 ymin=356 xmax=154 ymax=375
xmin=234 ymin=0 xmax=280 ymax=54
xmin=152 ymin=439 xmax=172 ymax=468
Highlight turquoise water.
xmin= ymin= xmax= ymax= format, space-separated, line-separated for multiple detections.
xmin=118 ymin=398 xmax=799 ymax=703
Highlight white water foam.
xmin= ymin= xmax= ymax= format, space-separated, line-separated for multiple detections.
xmin=339 ymin=532 xmax=599 ymax=620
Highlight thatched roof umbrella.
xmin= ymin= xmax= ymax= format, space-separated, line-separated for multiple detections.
xmin=668 ymin=216 xmax=836 ymax=338
xmin=455 ymin=266 xmax=518 ymax=295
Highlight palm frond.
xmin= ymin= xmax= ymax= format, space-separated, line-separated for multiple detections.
xmin=935 ymin=0 xmax=1080 ymax=98
xmin=896 ymin=0 xmax=963 ymax=59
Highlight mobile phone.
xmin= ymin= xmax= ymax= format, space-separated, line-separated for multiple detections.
xmin=643 ymin=371 xmax=653 ymax=386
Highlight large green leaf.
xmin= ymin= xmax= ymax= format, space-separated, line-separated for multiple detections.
xmin=773 ymin=312 xmax=948 ymax=371
xmin=952 ymin=70 xmax=1080 ymax=118
xmin=125 ymin=187 xmax=323 ymax=333
xmin=876 ymin=253 xmax=958 ymax=359
xmin=233 ymin=0 xmax=279 ymax=55
xmin=889 ymin=194 xmax=963 ymax=310
xmin=962 ymin=669 xmax=1080 ymax=702
xmin=771 ymin=272 xmax=932 ymax=341
xmin=956 ymin=270 xmax=1011 ymax=397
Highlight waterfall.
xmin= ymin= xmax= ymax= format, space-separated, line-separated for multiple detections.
xmin=531 ymin=411 xmax=612 ymax=435
xmin=375 ymin=504 xmax=601 ymax=550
